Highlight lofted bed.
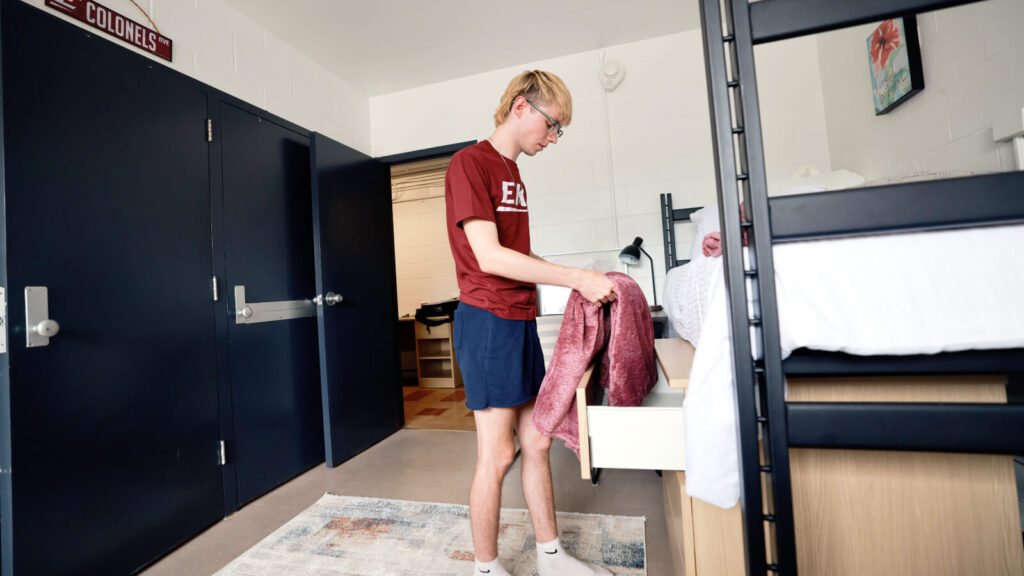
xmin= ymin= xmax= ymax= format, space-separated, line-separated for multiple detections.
xmin=685 ymin=0 xmax=1024 ymax=574
xmin=546 ymin=2 xmax=1022 ymax=573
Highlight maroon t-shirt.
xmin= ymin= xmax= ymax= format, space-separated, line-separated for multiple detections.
xmin=445 ymin=140 xmax=537 ymax=320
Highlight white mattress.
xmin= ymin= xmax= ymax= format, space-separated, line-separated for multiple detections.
xmin=678 ymin=224 xmax=1024 ymax=508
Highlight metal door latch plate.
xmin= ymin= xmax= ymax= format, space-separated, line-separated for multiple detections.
xmin=0 ymin=287 xmax=6 ymax=354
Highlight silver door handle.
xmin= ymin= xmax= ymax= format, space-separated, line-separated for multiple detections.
xmin=313 ymin=292 xmax=343 ymax=306
xmin=34 ymin=319 xmax=61 ymax=338
xmin=25 ymin=287 xmax=60 ymax=347
xmin=234 ymin=285 xmax=317 ymax=324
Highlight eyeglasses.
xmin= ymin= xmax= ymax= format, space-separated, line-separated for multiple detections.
xmin=525 ymin=98 xmax=564 ymax=138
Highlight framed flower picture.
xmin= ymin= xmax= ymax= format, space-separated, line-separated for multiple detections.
xmin=866 ymin=16 xmax=924 ymax=115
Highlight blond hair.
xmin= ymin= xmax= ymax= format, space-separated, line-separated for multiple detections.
xmin=493 ymin=70 xmax=573 ymax=128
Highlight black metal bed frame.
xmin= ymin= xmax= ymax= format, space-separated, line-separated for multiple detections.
xmin=694 ymin=0 xmax=1024 ymax=573
xmin=660 ymin=193 xmax=699 ymax=271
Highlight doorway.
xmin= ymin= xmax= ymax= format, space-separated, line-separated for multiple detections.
xmin=388 ymin=152 xmax=475 ymax=432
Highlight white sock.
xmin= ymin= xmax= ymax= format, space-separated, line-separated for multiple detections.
xmin=536 ymin=537 xmax=614 ymax=576
xmin=474 ymin=556 xmax=511 ymax=575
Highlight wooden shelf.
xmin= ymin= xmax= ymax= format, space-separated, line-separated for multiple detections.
xmin=414 ymin=320 xmax=462 ymax=389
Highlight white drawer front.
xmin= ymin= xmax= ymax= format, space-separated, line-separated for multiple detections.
xmin=587 ymin=403 xmax=685 ymax=471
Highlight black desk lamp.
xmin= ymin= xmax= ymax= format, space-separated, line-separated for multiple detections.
xmin=618 ymin=236 xmax=657 ymax=307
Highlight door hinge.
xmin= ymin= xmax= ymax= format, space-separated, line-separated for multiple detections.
xmin=212 ymin=276 xmax=220 ymax=302
xmin=218 ymin=440 xmax=227 ymax=466
xmin=206 ymin=119 xmax=213 ymax=142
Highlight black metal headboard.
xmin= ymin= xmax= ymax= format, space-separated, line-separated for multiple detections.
xmin=660 ymin=193 xmax=701 ymax=272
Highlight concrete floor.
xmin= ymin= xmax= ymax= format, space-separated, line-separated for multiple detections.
xmin=142 ymin=428 xmax=673 ymax=575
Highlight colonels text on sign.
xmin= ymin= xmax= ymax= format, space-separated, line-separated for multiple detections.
xmin=45 ymin=0 xmax=172 ymax=62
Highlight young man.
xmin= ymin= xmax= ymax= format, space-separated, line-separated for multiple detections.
xmin=445 ymin=70 xmax=616 ymax=576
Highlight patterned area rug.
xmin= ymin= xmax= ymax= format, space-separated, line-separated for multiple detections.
xmin=215 ymin=494 xmax=646 ymax=576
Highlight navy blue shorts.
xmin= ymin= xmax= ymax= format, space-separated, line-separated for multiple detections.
xmin=453 ymin=302 xmax=546 ymax=410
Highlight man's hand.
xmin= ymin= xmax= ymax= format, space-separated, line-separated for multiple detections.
xmin=463 ymin=218 xmax=617 ymax=305
xmin=574 ymin=269 xmax=616 ymax=306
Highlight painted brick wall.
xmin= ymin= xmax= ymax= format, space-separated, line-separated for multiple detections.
xmin=816 ymin=0 xmax=1024 ymax=182
xmin=370 ymin=31 xmax=831 ymax=308
xmin=21 ymin=0 xmax=372 ymax=153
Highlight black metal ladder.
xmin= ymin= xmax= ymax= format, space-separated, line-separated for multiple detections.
xmin=697 ymin=2 xmax=1024 ymax=575
xmin=699 ymin=0 xmax=796 ymax=573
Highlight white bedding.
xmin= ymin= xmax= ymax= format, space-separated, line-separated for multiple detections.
xmin=676 ymin=224 xmax=1024 ymax=508
xmin=663 ymin=257 xmax=719 ymax=346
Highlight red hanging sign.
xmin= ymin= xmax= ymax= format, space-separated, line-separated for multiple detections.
xmin=45 ymin=0 xmax=172 ymax=62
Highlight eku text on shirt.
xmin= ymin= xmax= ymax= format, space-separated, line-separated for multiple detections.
xmin=497 ymin=181 xmax=528 ymax=213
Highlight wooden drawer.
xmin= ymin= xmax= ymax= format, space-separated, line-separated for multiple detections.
xmin=415 ymin=321 xmax=449 ymax=340
xmin=581 ymin=367 xmax=685 ymax=475
xmin=576 ymin=339 xmax=694 ymax=480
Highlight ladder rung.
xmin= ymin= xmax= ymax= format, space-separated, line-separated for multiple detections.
xmin=740 ymin=221 xmax=753 ymax=229
xmin=737 ymin=173 xmax=749 ymax=180
xmin=757 ymin=416 xmax=768 ymax=423
xmin=767 ymin=565 xmax=780 ymax=572
xmin=732 ymin=127 xmax=744 ymax=134
xmin=763 ymin=514 xmax=776 ymax=522
xmin=744 ymin=269 xmax=757 ymax=277
xmin=723 ymin=34 xmax=735 ymax=42
xmin=759 ymin=465 xmax=772 ymax=472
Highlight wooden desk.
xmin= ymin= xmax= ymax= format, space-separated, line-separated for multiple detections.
xmin=787 ymin=375 xmax=1023 ymax=576
xmin=656 ymin=338 xmax=746 ymax=576
xmin=655 ymin=339 xmax=1024 ymax=576
xmin=654 ymin=338 xmax=694 ymax=390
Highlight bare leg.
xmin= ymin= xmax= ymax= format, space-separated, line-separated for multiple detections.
xmin=470 ymin=407 xmax=518 ymax=564
xmin=517 ymin=401 xmax=613 ymax=576
xmin=515 ymin=400 xmax=557 ymax=542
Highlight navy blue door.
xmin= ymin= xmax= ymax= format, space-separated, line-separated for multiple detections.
xmin=0 ymin=3 xmax=222 ymax=574
xmin=310 ymin=133 xmax=402 ymax=467
xmin=219 ymin=104 xmax=324 ymax=505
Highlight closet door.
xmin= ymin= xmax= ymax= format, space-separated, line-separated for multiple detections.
xmin=219 ymin=103 xmax=324 ymax=506
xmin=310 ymin=133 xmax=402 ymax=467
xmin=0 ymin=3 xmax=222 ymax=574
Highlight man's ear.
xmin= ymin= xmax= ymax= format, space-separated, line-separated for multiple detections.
xmin=511 ymin=96 xmax=528 ymax=118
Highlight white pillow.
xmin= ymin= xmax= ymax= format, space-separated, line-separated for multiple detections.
xmin=688 ymin=204 xmax=720 ymax=261
xmin=663 ymin=257 xmax=720 ymax=346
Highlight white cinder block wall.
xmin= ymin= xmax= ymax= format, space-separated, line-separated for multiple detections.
xmin=372 ymin=31 xmax=831 ymax=309
xmin=20 ymin=0 xmax=372 ymax=154
xmin=816 ymin=0 xmax=1024 ymax=182
xmin=26 ymin=0 xmax=836 ymax=309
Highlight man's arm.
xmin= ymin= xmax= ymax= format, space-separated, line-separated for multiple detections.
xmin=463 ymin=218 xmax=615 ymax=304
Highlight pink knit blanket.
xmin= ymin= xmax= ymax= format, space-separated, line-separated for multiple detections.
xmin=531 ymin=272 xmax=657 ymax=457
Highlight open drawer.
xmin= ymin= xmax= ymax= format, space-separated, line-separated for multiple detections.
xmin=576 ymin=338 xmax=696 ymax=480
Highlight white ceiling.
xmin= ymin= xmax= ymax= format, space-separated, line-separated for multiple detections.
xmin=223 ymin=0 xmax=701 ymax=97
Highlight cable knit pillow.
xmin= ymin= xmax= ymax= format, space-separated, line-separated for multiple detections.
xmin=663 ymin=257 xmax=720 ymax=347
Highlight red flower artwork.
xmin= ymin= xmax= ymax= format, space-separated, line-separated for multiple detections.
xmin=870 ymin=20 xmax=902 ymax=70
